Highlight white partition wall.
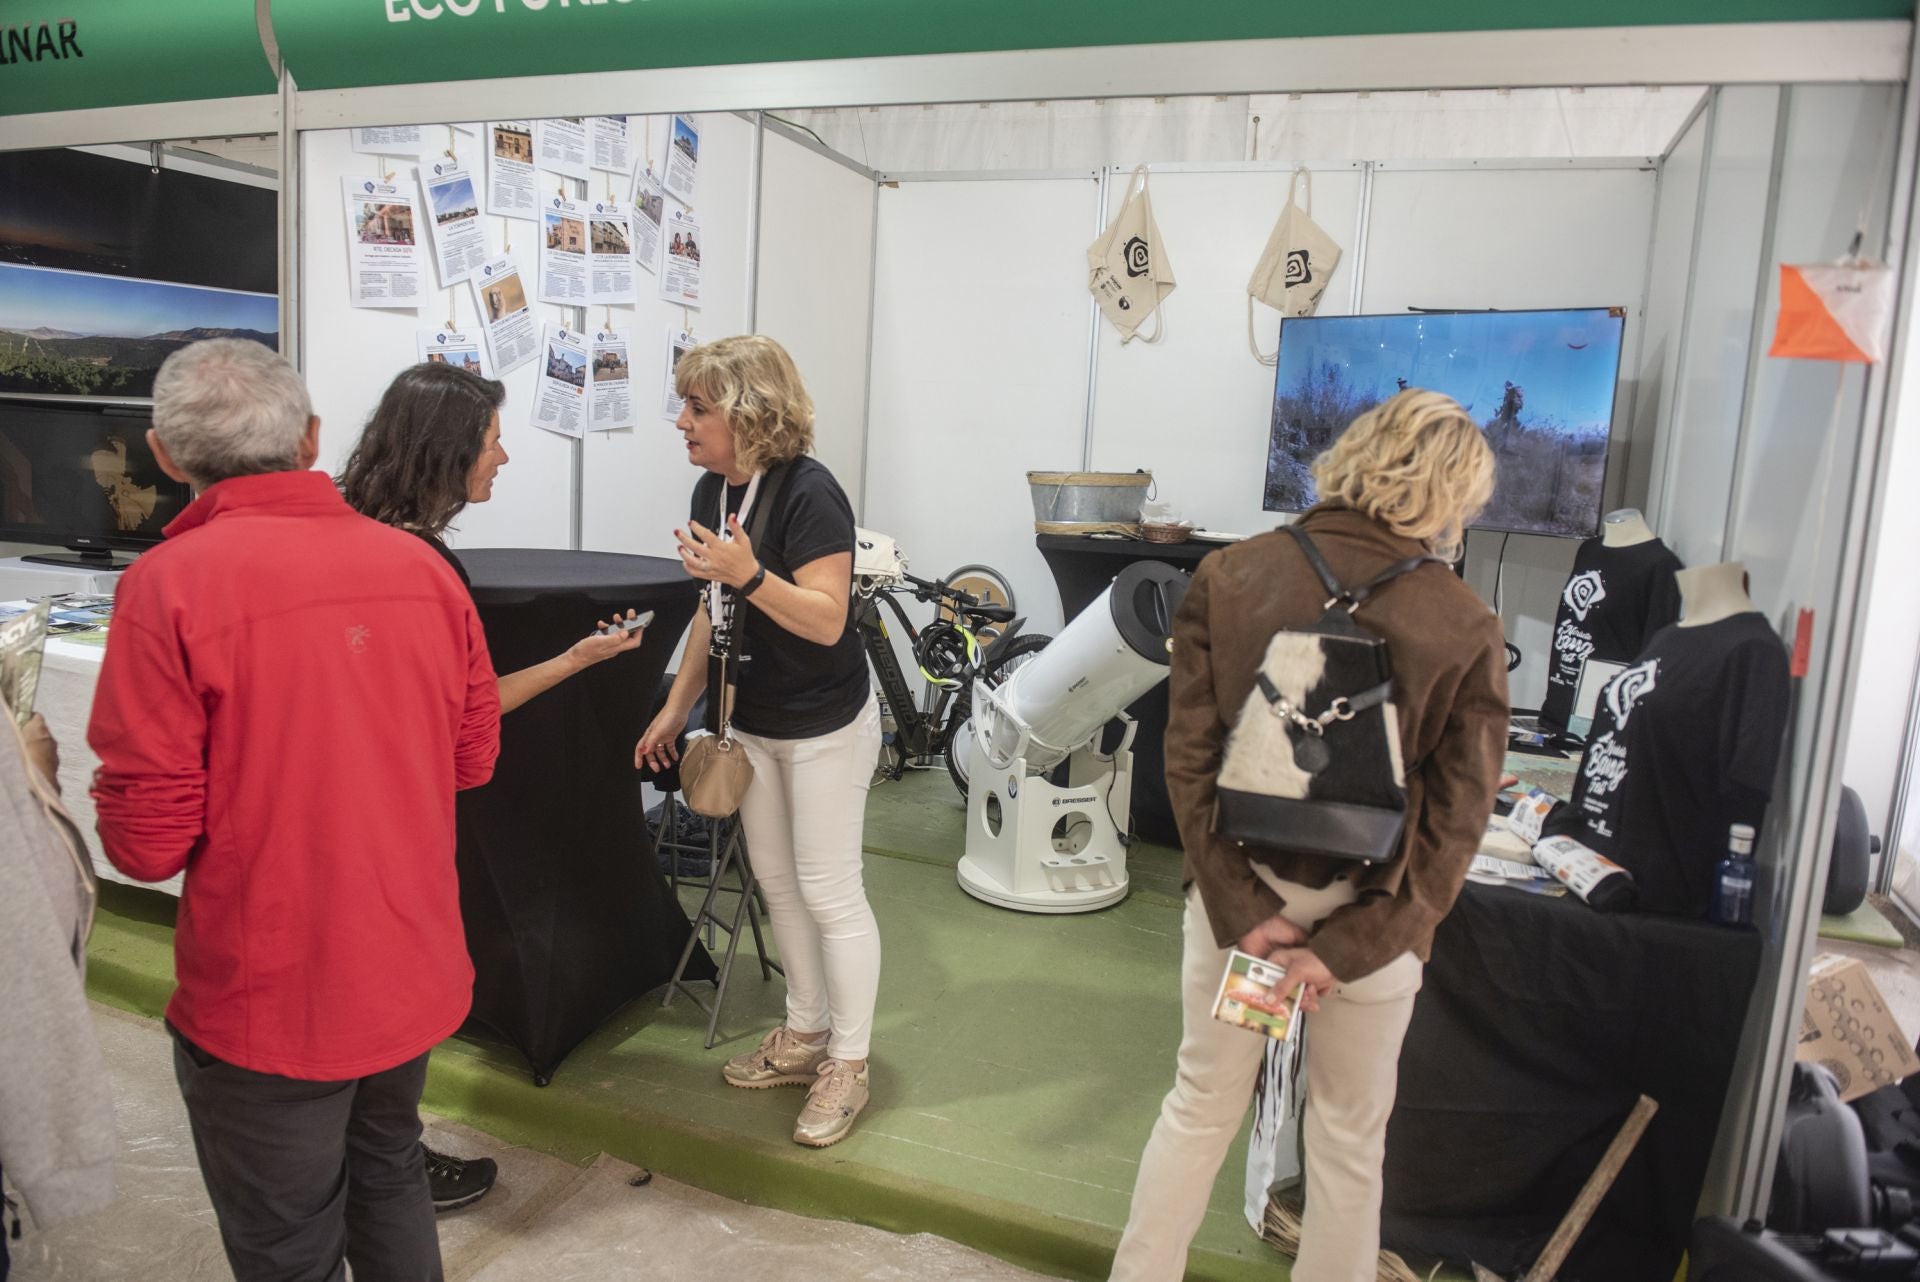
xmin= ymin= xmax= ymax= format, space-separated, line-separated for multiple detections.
xmin=863 ymin=175 xmax=1102 ymax=636
xmin=753 ymin=126 xmax=878 ymax=512
xmin=299 ymin=113 xmax=755 ymax=557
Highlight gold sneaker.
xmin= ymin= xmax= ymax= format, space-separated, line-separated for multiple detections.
xmin=793 ymin=1058 xmax=870 ymax=1148
xmin=722 ymin=1026 xmax=830 ymax=1089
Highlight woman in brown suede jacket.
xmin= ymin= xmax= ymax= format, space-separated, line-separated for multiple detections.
xmin=1111 ymin=390 xmax=1509 ymax=1282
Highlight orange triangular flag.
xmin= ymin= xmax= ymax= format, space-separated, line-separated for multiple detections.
xmin=1769 ymin=261 xmax=1892 ymax=363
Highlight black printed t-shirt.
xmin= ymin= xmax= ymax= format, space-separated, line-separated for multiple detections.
xmin=1539 ymin=536 xmax=1682 ymax=730
xmin=691 ymin=455 xmax=870 ymax=740
xmin=1567 ymin=613 xmax=1790 ymax=917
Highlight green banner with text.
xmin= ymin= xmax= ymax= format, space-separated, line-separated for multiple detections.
xmin=0 ymin=0 xmax=275 ymax=118
xmin=271 ymin=0 xmax=1907 ymax=94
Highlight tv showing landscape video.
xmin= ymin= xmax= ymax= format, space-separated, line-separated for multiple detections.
xmin=1264 ymin=308 xmax=1626 ymax=539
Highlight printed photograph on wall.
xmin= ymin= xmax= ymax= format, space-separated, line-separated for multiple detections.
xmin=0 ymin=263 xmax=278 ymax=399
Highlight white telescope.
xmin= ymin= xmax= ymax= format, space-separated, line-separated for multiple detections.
xmin=959 ymin=561 xmax=1189 ymax=913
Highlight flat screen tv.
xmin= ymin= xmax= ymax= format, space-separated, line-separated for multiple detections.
xmin=0 ymin=400 xmax=193 ymax=567
xmin=1263 ymin=307 xmax=1627 ymax=539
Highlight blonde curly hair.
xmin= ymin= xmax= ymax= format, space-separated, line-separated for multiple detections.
xmin=675 ymin=335 xmax=815 ymax=475
xmin=1311 ymin=388 xmax=1495 ymax=560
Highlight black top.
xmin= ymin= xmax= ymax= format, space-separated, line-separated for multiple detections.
xmin=691 ymin=455 xmax=869 ymax=739
xmin=1539 ymin=536 xmax=1682 ymax=730
xmin=417 ymin=532 xmax=473 ymax=590
xmin=1567 ymin=613 xmax=1790 ymax=916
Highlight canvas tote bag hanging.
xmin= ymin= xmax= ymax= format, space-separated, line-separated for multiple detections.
xmin=1247 ymin=167 xmax=1342 ymax=364
xmin=1088 ymin=165 xmax=1176 ymax=344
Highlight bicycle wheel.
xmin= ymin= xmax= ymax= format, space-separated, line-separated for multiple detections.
xmin=945 ymin=631 xmax=1052 ymax=799
xmin=941 ymin=563 xmax=1017 ymax=615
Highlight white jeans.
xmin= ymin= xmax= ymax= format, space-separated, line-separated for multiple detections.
xmin=1110 ymin=879 xmax=1423 ymax=1282
xmin=731 ymin=696 xmax=883 ymax=1061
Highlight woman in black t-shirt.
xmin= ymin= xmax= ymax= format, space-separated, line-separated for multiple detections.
xmin=634 ymin=335 xmax=881 ymax=1150
xmin=338 ymin=363 xmax=641 ymax=1212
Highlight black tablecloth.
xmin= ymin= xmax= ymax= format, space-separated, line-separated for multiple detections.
xmin=1035 ymin=534 xmax=1215 ymax=844
xmin=456 ymin=549 xmax=713 ymax=1084
xmin=1383 ymin=881 xmax=1763 ymax=1280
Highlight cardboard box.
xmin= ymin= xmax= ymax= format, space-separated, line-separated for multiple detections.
xmin=1797 ymin=953 xmax=1920 ymax=1102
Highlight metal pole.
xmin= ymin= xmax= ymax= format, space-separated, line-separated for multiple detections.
xmin=1080 ymin=166 xmax=1110 ymax=471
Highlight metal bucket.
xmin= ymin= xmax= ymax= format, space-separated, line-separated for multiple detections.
xmin=1026 ymin=471 xmax=1153 ymax=525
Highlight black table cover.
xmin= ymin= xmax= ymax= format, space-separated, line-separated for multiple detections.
xmin=456 ymin=549 xmax=713 ymax=1084
xmin=1383 ymin=881 xmax=1763 ymax=1280
xmin=1036 ymin=533 xmax=1215 ymax=844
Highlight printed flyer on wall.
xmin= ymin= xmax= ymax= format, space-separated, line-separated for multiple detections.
xmin=418 ymin=160 xmax=487 ymax=287
xmin=630 ymin=168 xmax=665 ymax=274
xmin=534 ymin=324 xmax=590 ymax=439
xmin=590 ymin=116 xmax=632 ymax=174
xmin=588 ymin=329 xmax=634 ymax=432
xmin=471 ymin=256 xmax=538 ymax=375
xmin=342 ymin=177 xmax=423 ymax=309
xmin=351 ymin=126 xmax=431 ymax=156
xmin=535 ymin=117 xmax=590 ymax=180
xmin=662 ymin=328 xmax=695 ymax=422
xmin=417 ymin=329 xmax=493 ymax=378
xmin=485 ymin=120 xmax=536 ymax=220
xmin=538 ymin=197 xmax=589 ymax=306
xmin=658 ymin=209 xmax=702 ymax=306
xmin=586 ymin=200 xmax=634 ymax=305
xmin=663 ymin=114 xmax=699 ymax=205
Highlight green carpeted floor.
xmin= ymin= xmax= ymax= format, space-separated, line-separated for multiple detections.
xmin=87 ymin=769 xmax=1313 ymax=1282
xmin=1820 ymin=899 xmax=1907 ymax=949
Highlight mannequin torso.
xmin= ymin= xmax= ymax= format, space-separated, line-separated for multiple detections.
xmin=1602 ymin=507 xmax=1656 ymax=548
xmin=1677 ymin=562 xmax=1756 ymax=627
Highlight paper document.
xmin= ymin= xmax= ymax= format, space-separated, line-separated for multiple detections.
xmin=0 ymin=600 xmax=50 ymax=727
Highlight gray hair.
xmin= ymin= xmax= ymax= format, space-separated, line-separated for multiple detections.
xmin=152 ymin=339 xmax=313 ymax=485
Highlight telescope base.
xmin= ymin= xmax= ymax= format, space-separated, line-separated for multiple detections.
xmin=957 ymin=854 xmax=1130 ymax=914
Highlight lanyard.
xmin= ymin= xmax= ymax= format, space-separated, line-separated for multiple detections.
xmin=706 ymin=470 xmax=763 ymax=637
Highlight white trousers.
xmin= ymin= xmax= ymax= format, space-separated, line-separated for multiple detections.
xmin=732 ymin=696 xmax=883 ymax=1061
xmin=1110 ymin=880 xmax=1423 ymax=1282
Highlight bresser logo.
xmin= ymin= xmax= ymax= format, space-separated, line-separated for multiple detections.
xmin=0 ymin=19 xmax=82 ymax=67
xmin=1052 ymin=795 xmax=1097 ymax=806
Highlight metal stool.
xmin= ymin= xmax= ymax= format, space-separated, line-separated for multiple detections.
xmin=662 ymin=809 xmax=782 ymax=1049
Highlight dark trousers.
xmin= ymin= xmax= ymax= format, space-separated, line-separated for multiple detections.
xmin=169 ymin=1025 xmax=442 ymax=1282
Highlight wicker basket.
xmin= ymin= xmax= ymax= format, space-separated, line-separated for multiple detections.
xmin=1140 ymin=521 xmax=1193 ymax=544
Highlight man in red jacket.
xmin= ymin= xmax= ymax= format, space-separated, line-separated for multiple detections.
xmin=89 ymin=338 xmax=500 ymax=1282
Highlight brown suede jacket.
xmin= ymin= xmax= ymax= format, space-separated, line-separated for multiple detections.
xmin=1167 ymin=504 xmax=1509 ymax=982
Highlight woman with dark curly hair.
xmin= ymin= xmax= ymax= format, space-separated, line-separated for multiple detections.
xmin=337 ymin=362 xmax=642 ymax=1212
xmin=341 ymin=362 xmax=643 ymax=714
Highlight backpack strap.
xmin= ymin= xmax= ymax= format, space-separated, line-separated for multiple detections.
xmin=1284 ymin=524 xmax=1446 ymax=613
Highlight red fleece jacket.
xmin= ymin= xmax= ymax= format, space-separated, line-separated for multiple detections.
xmin=89 ymin=470 xmax=500 ymax=1080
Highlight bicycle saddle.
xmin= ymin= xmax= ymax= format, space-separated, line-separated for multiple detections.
xmin=969 ymin=604 xmax=1015 ymax=623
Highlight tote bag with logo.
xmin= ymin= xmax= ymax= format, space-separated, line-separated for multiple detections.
xmin=1247 ymin=167 xmax=1342 ymax=364
xmin=1089 ymin=165 xmax=1176 ymax=344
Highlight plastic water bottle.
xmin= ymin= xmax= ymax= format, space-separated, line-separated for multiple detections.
xmin=1710 ymin=824 xmax=1756 ymax=926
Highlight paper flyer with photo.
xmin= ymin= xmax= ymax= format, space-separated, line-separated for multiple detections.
xmin=658 ymin=209 xmax=702 ymax=306
xmin=538 ymin=196 xmax=589 ymax=306
xmin=662 ymin=328 xmax=696 ymax=422
xmin=0 ymin=599 xmax=50 ymax=727
xmin=417 ymin=328 xmax=493 ymax=378
xmin=663 ymin=114 xmax=699 ymax=206
xmin=351 ymin=126 xmax=431 ymax=156
xmin=630 ymin=168 xmax=665 ymax=275
xmin=485 ymin=120 xmax=537 ymax=220
xmin=535 ymin=117 xmax=590 ymax=180
xmin=534 ymin=324 xmax=589 ymax=439
xmin=1211 ymin=949 xmax=1304 ymax=1043
xmin=588 ymin=329 xmax=634 ymax=432
xmin=586 ymin=199 xmax=634 ymax=304
xmin=418 ymin=159 xmax=487 ymax=287
xmin=590 ymin=116 xmax=632 ymax=174
xmin=471 ymin=256 xmax=538 ymax=375
xmin=343 ymin=177 xmax=423 ymax=309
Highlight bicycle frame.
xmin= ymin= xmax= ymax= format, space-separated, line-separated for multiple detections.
xmin=854 ymin=583 xmax=1026 ymax=770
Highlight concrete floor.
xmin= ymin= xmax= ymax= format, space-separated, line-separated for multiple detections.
xmin=6 ymin=1005 xmax=1050 ymax=1282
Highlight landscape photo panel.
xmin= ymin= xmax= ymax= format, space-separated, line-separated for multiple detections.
xmin=1265 ymin=308 xmax=1625 ymax=539
xmin=0 ymin=263 xmax=279 ymax=399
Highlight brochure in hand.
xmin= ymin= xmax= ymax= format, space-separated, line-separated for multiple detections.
xmin=1212 ymin=949 xmax=1306 ymax=1042
xmin=0 ymin=600 xmax=51 ymax=727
